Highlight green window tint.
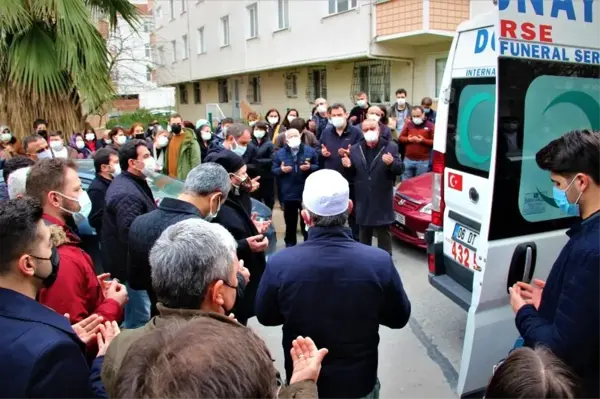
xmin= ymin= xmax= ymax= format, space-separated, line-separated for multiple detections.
xmin=519 ymin=75 xmax=600 ymax=222
xmin=455 ymin=84 xmax=496 ymax=172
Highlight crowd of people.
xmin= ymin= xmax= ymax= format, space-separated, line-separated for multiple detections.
xmin=0 ymin=91 xmax=598 ymax=398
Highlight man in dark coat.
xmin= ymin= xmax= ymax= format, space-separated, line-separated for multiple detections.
xmin=102 ymin=139 xmax=157 ymax=328
xmin=0 ymin=198 xmax=106 ymax=397
xmin=211 ymin=151 xmax=269 ymax=326
xmin=127 ymin=162 xmax=247 ymax=316
xmin=347 ymin=91 xmax=370 ymax=126
xmin=256 ymin=169 xmax=411 ymax=398
xmin=509 ymin=129 xmax=600 ymax=398
xmin=88 ymin=147 xmax=119 ymax=236
xmin=342 ymin=119 xmax=403 ymax=254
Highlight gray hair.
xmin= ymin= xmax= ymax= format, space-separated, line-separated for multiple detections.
xmin=307 ymin=209 xmax=349 ymax=228
xmin=183 ymin=162 xmax=231 ymax=198
xmin=8 ymin=167 xmax=31 ymax=199
xmin=285 ymin=129 xmax=300 ymax=138
xmin=225 ymin=123 xmax=250 ymax=140
xmin=150 ymin=219 xmax=237 ymax=309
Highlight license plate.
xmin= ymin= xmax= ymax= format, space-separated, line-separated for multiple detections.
xmin=452 ymin=223 xmax=478 ymax=247
xmin=395 ymin=213 xmax=406 ymax=225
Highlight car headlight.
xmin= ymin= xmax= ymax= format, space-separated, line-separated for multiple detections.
xmin=420 ymin=203 xmax=432 ymax=215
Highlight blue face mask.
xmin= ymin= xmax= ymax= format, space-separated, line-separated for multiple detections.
xmin=552 ymin=176 xmax=582 ymax=217
xmin=232 ymin=143 xmax=247 ymax=156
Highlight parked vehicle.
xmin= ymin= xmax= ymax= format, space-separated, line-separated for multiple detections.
xmin=391 ymin=173 xmax=432 ymax=249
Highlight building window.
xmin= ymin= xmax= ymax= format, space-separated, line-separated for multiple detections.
xmin=179 ymin=83 xmax=188 ymax=104
xmin=146 ymin=67 xmax=153 ymax=82
xmin=329 ymin=0 xmax=357 ymax=14
xmin=221 ymin=16 xmax=230 ymax=46
xmin=171 ymin=40 xmax=177 ymax=63
xmin=155 ymin=5 xmax=162 ymax=22
xmin=218 ymin=79 xmax=229 ymax=103
xmin=169 ymin=0 xmax=175 ymax=19
xmin=143 ymin=16 xmax=154 ymax=32
xmin=351 ymin=60 xmax=391 ymax=103
xmin=193 ymin=82 xmax=201 ymax=104
xmin=247 ymin=4 xmax=258 ymax=39
xmin=435 ymin=58 xmax=448 ymax=98
xmin=278 ymin=0 xmax=289 ymax=29
xmin=285 ymin=72 xmax=298 ymax=98
xmin=182 ymin=34 xmax=188 ymax=59
xmin=197 ymin=27 xmax=205 ymax=54
xmin=247 ymin=75 xmax=261 ymax=104
xmin=144 ymin=44 xmax=151 ymax=58
xmin=181 ymin=0 xmax=187 ymax=13
xmin=158 ymin=45 xmax=165 ymax=66
xmin=305 ymin=66 xmax=327 ymax=102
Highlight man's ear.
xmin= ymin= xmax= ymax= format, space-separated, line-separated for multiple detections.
xmin=347 ymin=200 xmax=354 ymax=215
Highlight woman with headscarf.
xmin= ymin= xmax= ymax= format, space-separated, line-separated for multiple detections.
xmin=69 ymin=133 xmax=93 ymax=159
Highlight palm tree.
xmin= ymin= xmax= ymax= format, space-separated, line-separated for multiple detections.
xmin=0 ymin=0 xmax=139 ymax=139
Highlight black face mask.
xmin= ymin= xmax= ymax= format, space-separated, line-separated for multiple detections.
xmin=134 ymin=133 xmax=145 ymax=139
xmin=38 ymin=130 xmax=48 ymax=139
xmin=31 ymin=246 xmax=60 ymax=288
xmin=171 ymin=124 xmax=182 ymax=134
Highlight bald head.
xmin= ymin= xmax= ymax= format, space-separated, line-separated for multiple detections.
xmin=361 ymin=119 xmax=379 ymax=131
xmin=366 ymin=106 xmax=383 ymax=123
xmin=285 ymin=129 xmax=300 ymax=139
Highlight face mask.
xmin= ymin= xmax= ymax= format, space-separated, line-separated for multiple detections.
xmin=75 ymin=140 xmax=85 ymax=150
xmin=111 ymin=163 xmax=121 ymax=176
xmin=249 ymin=121 xmax=257 ymax=127
xmin=157 ymin=136 xmax=169 ymax=148
xmin=55 ymin=190 xmax=92 ymax=226
xmin=267 ymin=117 xmax=279 ymax=125
xmin=140 ymin=157 xmax=157 ymax=177
xmin=331 ymin=116 xmax=345 ymax=128
xmin=552 ymin=176 xmax=582 ymax=217
xmin=287 ymin=137 xmax=301 ymax=149
xmin=37 ymin=149 xmax=53 ymax=160
xmin=232 ymin=143 xmax=247 ymax=156
xmin=367 ymin=114 xmax=380 ymax=122
xmin=317 ymin=105 xmax=327 ymax=113
xmin=287 ymin=115 xmax=296 ymax=123
xmin=412 ymin=117 xmax=423 ymax=125
xmin=357 ymin=99 xmax=367 ymax=108
xmin=104 ymin=138 xmax=112 ymax=144
xmin=397 ymin=98 xmax=406 ymax=106
xmin=253 ymin=130 xmax=266 ymax=139
xmin=49 ymin=140 xmax=64 ymax=152
xmin=85 ymin=133 xmax=95 ymax=141
xmin=38 ymin=130 xmax=48 ymax=138
xmin=201 ymin=131 xmax=212 ymax=141
xmin=205 ymin=193 xmax=222 ymax=222
xmin=31 ymin=246 xmax=60 ymax=288
xmin=134 ymin=133 xmax=145 ymax=139
xmin=364 ymin=130 xmax=379 ymax=142
xmin=1 ymin=132 xmax=11 ymax=142
xmin=171 ymin=124 xmax=182 ymax=134
xmin=423 ymin=107 xmax=431 ymax=113
xmin=116 ymin=135 xmax=127 ymax=145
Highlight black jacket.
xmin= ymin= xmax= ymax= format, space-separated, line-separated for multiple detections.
xmin=212 ymin=193 xmax=266 ymax=324
xmin=88 ymin=174 xmax=112 ymax=235
xmin=204 ymin=141 xmax=256 ymax=167
xmin=348 ymin=104 xmax=370 ymax=125
xmin=127 ymin=198 xmax=246 ymax=315
xmin=101 ymin=171 xmax=156 ymax=281
xmin=344 ymin=139 xmax=404 ymax=226
xmin=249 ymin=137 xmax=274 ymax=180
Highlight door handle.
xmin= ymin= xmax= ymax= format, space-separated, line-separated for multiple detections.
xmin=506 ymin=242 xmax=537 ymax=293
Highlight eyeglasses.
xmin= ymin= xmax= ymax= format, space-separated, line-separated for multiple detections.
xmin=222 ymin=279 xmax=238 ymax=290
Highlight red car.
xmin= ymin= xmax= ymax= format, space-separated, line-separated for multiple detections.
xmin=390 ymin=172 xmax=433 ymax=249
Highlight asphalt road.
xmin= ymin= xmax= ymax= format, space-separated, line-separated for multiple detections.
xmin=249 ymin=209 xmax=467 ymax=398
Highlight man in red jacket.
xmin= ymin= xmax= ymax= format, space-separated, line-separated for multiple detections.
xmin=398 ymin=105 xmax=434 ymax=181
xmin=25 ymin=158 xmax=127 ymax=324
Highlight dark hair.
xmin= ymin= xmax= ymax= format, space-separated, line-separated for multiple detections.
xmin=421 ymin=96 xmax=433 ymax=106
xmin=109 ymin=126 xmax=126 ymax=140
xmin=536 ymin=129 xmax=600 ymax=185
xmin=396 ymin=88 xmax=407 ymax=96
xmin=2 ymin=156 xmax=35 ymax=182
xmin=183 ymin=120 xmax=195 ymax=130
xmin=311 ymin=106 xmax=317 ymax=116
xmin=222 ymin=117 xmax=234 ymax=125
xmin=26 ymin=158 xmax=78 ymax=207
xmin=33 ymin=119 xmax=48 ymax=129
xmin=0 ymin=197 xmax=44 ymax=275
xmin=94 ymin=147 xmax=118 ymax=174
xmin=253 ymin=121 xmax=269 ymax=132
xmin=486 ymin=347 xmax=578 ymax=399
xmin=48 ymin=131 xmax=63 ymax=139
xmin=377 ymin=104 xmax=389 ymax=126
xmin=356 ymin=91 xmax=367 ymax=97
xmin=330 ymin=103 xmax=347 ymax=113
xmin=290 ymin=117 xmax=307 ymax=132
xmin=22 ymin=134 xmax=45 ymax=153
xmin=264 ymin=109 xmax=282 ymax=126
xmin=412 ymin=105 xmax=424 ymax=114
xmin=115 ymin=318 xmax=277 ymax=398
xmin=119 ymin=139 xmax=148 ymax=171
xmin=282 ymin=108 xmax=299 ymax=129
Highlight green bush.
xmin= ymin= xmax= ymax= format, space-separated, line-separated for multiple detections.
xmin=105 ymin=109 xmax=172 ymax=130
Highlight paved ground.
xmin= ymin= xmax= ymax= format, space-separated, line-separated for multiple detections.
xmin=249 ymin=207 xmax=467 ymax=398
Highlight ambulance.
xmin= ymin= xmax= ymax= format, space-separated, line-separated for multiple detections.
xmin=424 ymin=0 xmax=600 ymax=396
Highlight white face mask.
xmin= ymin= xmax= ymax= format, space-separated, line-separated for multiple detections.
xmin=267 ymin=117 xmax=279 ymax=125
xmin=367 ymin=114 xmax=380 ymax=122
xmin=249 ymin=121 xmax=257 ymax=127
xmin=357 ymin=99 xmax=367 ymax=108
xmin=364 ymin=130 xmax=379 ymax=142
xmin=111 ymin=163 xmax=121 ymax=176
xmin=287 ymin=137 xmax=301 ymax=149
xmin=104 ymin=138 xmax=112 ymax=144
xmin=331 ymin=116 xmax=345 ymax=128
xmin=253 ymin=130 xmax=266 ymax=139
xmin=85 ymin=133 xmax=95 ymax=141
xmin=75 ymin=140 xmax=85 ymax=150
xmin=287 ymin=115 xmax=296 ymax=123
xmin=54 ymin=190 xmax=92 ymax=225
xmin=157 ymin=136 xmax=169 ymax=148
xmin=116 ymin=135 xmax=127 ymax=145
xmin=412 ymin=117 xmax=423 ymax=125
xmin=140 ymin=157 xmax=157 ymax=177
xmin=37 ymin=149 xmax=53 ymax=160
xmin=205 ymin=193 xmax=222 ymax=222
xmin=201 ymin=131 xmax=212 ymax=141
xmin=397 ymin=98 xmax=406 ymax=106
xmin=317 ymin=105 xmax=327 ymax=113
xmin=1 ymin=133 xmax=11 ymax=142
xmin=49 ymin=140 xmax=64 ymax=152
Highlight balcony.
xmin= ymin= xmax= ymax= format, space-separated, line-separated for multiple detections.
xmin=375 ymin=0 xmax=470 ymax=45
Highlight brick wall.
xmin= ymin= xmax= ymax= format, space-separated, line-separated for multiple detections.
xmin=429 ymin=0 xmax=470 ymax=31
xmin=376 ymin=0 xmax=423 ymax=37
xmin=113 ymin=98 xmax=140 ymax=113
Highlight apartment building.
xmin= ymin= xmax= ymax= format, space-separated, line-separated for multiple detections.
xmin=151 ymin=0 xmax=495 ymax=123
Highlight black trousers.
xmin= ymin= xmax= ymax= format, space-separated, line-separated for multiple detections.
xmin=251 ymin=176 xmax=275 ymax=210
xmin=359 ymin=225 xmax=393 ymax=254
xmin=282 ymin=200 xmax=308 ymax=247
xmin=348 ymin=184 xmax=359 ymax=241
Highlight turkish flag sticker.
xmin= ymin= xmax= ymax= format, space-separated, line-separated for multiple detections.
xmin=448 ymin=172 xmax=463 ymax=191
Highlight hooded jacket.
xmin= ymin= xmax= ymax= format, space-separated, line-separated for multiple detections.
xmin=162 ymin=127 xmax=201 ymax=180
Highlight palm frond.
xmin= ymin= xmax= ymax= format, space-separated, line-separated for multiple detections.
xmin=84 ymin=0 xmax=140 ymax=29
xmin=0 ymin=0 xmax=33 ymax=35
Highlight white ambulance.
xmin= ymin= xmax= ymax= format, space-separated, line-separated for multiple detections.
xmin=425 ymin=0 xmax=600 ymax=396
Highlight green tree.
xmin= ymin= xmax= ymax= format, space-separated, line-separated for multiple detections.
xmin=0 ymin=0 xmax=139 ymax=139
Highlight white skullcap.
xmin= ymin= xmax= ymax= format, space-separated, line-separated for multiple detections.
xmin=302 ymin=169 xmax=349 ymax=217
xmin=8 ymin=167 xmax=31 ymax=199
xmin=196 ymin=119 xmax=210 ymax=129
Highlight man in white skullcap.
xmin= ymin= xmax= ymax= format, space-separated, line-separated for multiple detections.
xmin=256 ymin=169 xmax=411 ymax=399
xmin=7 ymin=166 xmax=31 ymax=199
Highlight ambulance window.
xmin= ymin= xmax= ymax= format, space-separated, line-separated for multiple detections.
xmin=445 ymin=77 xmax=495 ymax=178
xmin=489 ymin=58 xmax=599 ymax=241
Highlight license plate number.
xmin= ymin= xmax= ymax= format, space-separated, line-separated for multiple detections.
xmin=452 ymin=223 xmax=478 ymax=247
xmin=395 ymin=213 xmax=405 ymax=225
